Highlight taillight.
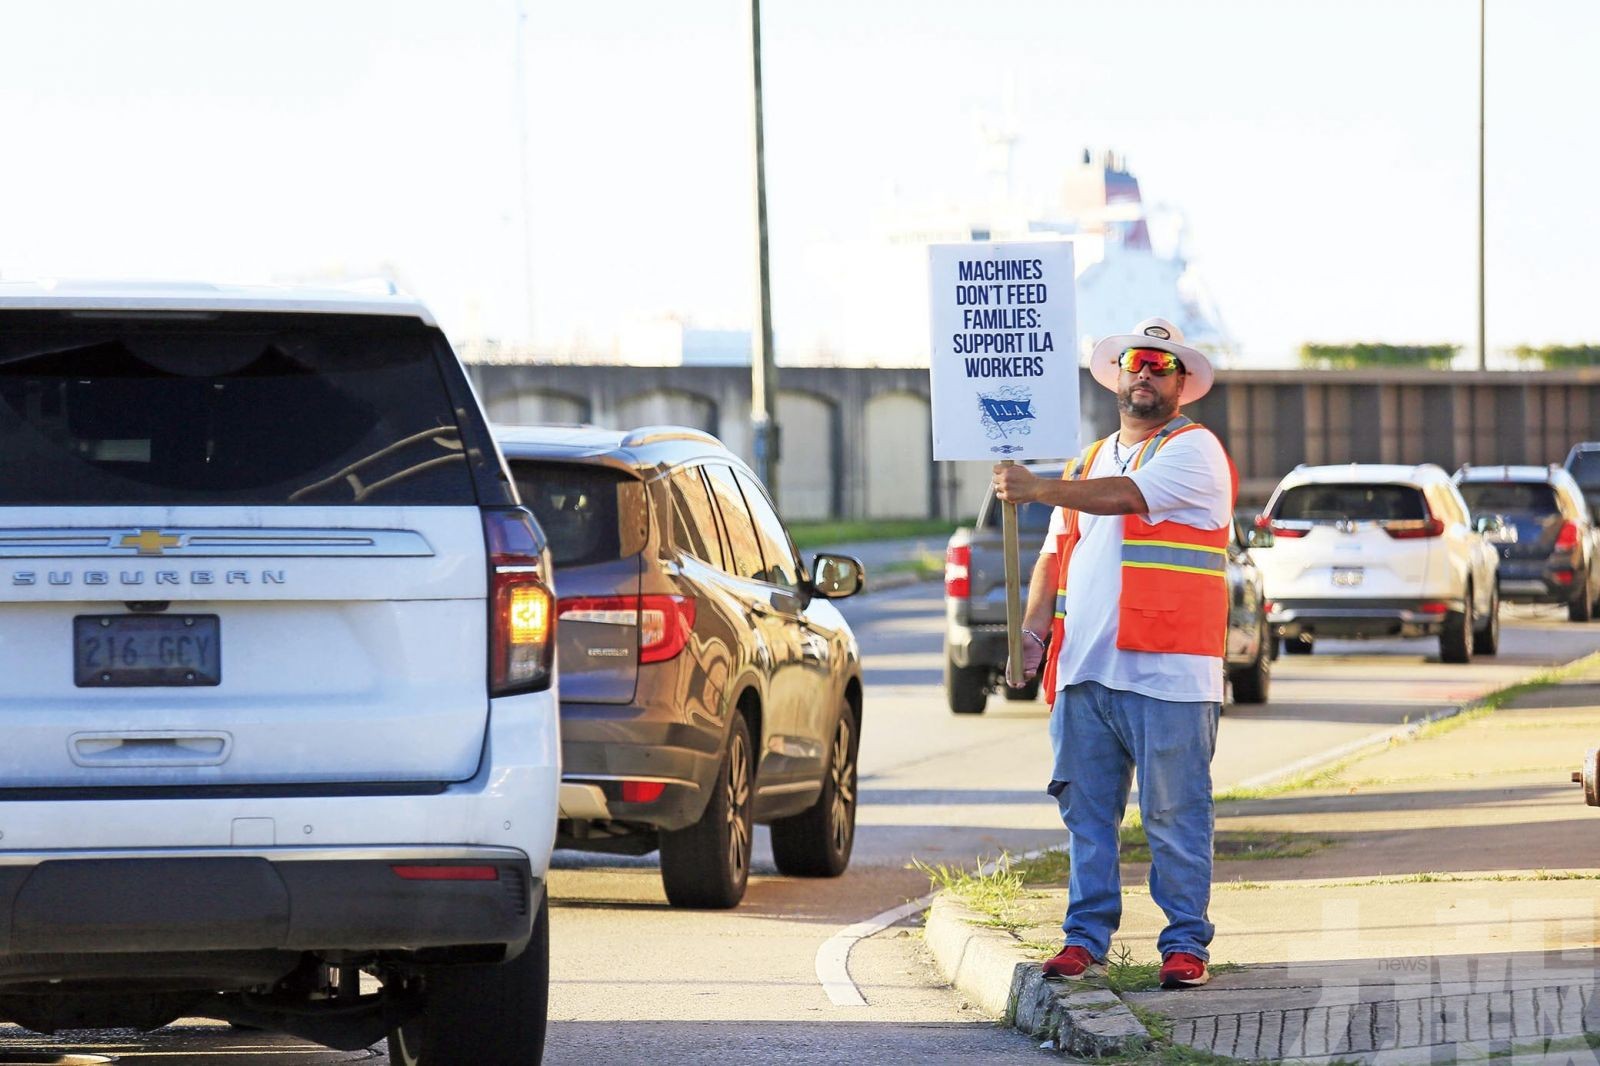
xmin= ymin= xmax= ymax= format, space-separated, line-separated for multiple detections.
xmin=1271 ymin=523 xmax=1309 ymax=539
xmin=1419 ymin=602 xmax=1450 ymax=615
xmin=945 ymin=544 xmax=971 ymax=598
xmin=639 ymin=596 xmax=695 ymax=662
xmin=1555 ymin=521 xmax=1580 ymax=552
xmin=484 ymin=508 xmax=556 ymax=696
xmin=620 ymin=780 xmax=668 ymax=803
xmin=1384 ymin=519 xmax=1445 ymax=540
xmin=557 ymin=594 xmax=696 ymax=664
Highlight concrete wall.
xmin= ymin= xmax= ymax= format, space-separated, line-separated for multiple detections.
xmin=468 ymin=363 xmax=1600 ymax=520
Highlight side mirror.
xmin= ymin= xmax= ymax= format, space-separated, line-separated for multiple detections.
xmin=809 ymin=553 xmax=865 ymax=599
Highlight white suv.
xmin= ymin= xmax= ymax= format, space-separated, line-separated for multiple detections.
xmin=1253 ymin=463 xmax=1500 ymax=662
xmin=0 ymin=282 xmax=558 ymax=1064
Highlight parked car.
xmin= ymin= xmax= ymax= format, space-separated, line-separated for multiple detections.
xmin=944 ymin=466 xmax=1272 ymax=714
xmin=1252 ymin=463 xmax=1500 ymax=662
xmin=1563 ymin=442 xmax=1600 ymax=527
xmin=1453 ymin=464 xmax=1600 ymax=621
xmin=496 ymin=424 xmax=865 ymax=909
xmin=0 ymin=281 xmax=558 ymax=1063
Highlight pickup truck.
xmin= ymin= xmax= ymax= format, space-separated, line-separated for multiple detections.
xmin=943 ymin=466 xmax=1273 ymax=714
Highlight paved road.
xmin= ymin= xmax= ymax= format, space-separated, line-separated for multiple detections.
xmin=10 ymin=586 xmax=1600 ymax=1064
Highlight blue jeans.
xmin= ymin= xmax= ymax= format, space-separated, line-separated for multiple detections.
xmin=1048 ymin=680 xmax=1220 ymax=960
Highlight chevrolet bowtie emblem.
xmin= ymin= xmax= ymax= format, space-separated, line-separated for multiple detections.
xmin=119 ymin=530 xmax=183 ymax=556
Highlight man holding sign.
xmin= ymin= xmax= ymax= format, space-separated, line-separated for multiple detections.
xmin=993 ymin=317 xmax=1235 ymax=991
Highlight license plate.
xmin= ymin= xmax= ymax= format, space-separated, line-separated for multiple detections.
xmin=74 ymin=615 xmax=221 ymax=687
xmin=1332 ymin=567 xmax=1364 ymax=588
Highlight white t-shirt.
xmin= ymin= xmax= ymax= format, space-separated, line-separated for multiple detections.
xmin=1041 ymin=427 xmax=1233 ymax=704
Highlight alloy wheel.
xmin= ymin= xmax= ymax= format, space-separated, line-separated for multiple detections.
xmin=725 ymin=729 xmax=752 ymax=881
xmin=829 ymin=716 xmax=857 ymax=857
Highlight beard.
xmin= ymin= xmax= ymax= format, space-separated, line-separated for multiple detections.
xmin=1118 ymin=381 xmax=1179 ymax=421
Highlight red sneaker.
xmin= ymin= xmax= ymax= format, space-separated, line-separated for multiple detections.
xmin=1041 ymin=944 xmax=1104 ymax=981
xmin=1159 ymin=952 xmax=1210 ymax=988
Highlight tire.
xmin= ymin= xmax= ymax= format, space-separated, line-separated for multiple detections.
xmin=1472 ymin=582 xmax=1500 ymax=656
xmin=1570 ymin=569 xmax=1594 ymax=622
xmin=771 ymin=701 xmax=858 ymax=877
xmin=1440 ymin=585 xmax=1474 ymax=664
xmin=386 ymin=893 xmax=549 ymax=1066
xmin=660 ymin=714 xmax=754 ymax=909
xmin=1284 ymin=636 xmax=1314 ymax=655
xmin=1228 ymin=619 xmax=1272 ymax=704
xmin=945 ymin=654 xmax=989 ymax=714
xmin=1003 ymin=676 xmax=1041 ymax=701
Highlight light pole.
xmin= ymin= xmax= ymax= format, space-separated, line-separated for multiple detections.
xmin=1477 ymin=0 xmax=1486 ymax=371
xmin=515 ymin=0 xmax=536 ymax=348
xmin=747 ymin=0 xmax=779 ymax=503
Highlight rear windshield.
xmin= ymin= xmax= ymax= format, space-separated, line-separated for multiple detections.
xmin=0 ymin=312 xmax=474 ymax=505
xmin=980 ymin=496 xmax=1054 ymax=534
xmin=1457 ymin=481 xmax=1559 ymax=516
xmin=511 ymin=461 xmax=630 ymax=568
xmin=1568 ymin=450 xmax=1600 ymax=489
xmin=1274 ymin=483 xmax=1426 ymax=522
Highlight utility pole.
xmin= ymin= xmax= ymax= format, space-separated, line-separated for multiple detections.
xmin=515 ymin=0 xmax=536 ymax=348
xmin=747 ymin=0 xmax=779 ymax=504
xmin=1477 ymin=0 xmax=1487 ymax=371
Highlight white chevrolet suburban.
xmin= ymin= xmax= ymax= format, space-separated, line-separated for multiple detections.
xmin=0 ymin=282 xmax=558 ymax=1064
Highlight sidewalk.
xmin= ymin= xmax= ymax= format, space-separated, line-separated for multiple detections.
xmin=924 ymin=659 xmax=1600 ymax=1063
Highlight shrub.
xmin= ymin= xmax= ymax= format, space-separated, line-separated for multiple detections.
xmin=1299 ymin=343 xmax=1459 ymax=369
xmin=1512 ymin=344 xmax=1600 ymax=368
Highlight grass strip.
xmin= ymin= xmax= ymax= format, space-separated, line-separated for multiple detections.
xmin=788 ymin=518 xmax=958 ymax=550
xmin=877 ymin=550 xmax=944 ymax=580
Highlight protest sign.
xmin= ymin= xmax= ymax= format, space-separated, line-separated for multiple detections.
xmin=927 ymin=240 xmax=1079 ymax=687
xmin=927 ymin=241 xmax=1079 ymax=461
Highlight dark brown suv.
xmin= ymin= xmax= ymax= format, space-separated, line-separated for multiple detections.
xmin=496 ymin=424 xmax=865 ymax=909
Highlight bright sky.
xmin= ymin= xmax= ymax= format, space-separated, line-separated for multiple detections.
xmin=0 ymin=0 xmax=1593 ymax=363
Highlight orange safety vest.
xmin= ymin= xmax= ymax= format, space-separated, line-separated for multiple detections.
xmin=1039 ymin=416 xmax=1239 ymax=698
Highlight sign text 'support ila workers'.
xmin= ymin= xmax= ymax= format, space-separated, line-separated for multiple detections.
xmin=927 ymin=241 xmax=1079 ymax=462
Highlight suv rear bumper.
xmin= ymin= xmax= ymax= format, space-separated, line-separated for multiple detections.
xmin=557 ymin=708 xmax=722 ymax=832
xmin=0 ymin=849 xmax=539 ymax=964
xmin=1270 ymin=598 xmax=1463 ymax=639
xmin=1497 ymin=558 xmax=1580 ymax=603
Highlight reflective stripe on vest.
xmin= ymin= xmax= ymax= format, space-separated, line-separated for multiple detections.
xmin=1120 ymin=539 xmax=1228 ymax=576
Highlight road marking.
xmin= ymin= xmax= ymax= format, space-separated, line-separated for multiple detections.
xmin=816 ymin=893 xmax=934 ymax=1006
xmin=817 ymin=845 xmax=1066 ymax=1007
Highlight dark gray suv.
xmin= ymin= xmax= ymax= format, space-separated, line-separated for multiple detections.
xmin=496 ymin=425 xmax=865 ymax=909
xmin=1455 ymin=463 xmax=1600 ymax=621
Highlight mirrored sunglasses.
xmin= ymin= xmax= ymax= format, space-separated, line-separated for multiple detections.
xmin=1118 ymin=347 xmax=1183 ymax=376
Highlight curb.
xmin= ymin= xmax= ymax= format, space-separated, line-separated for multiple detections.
xmin=922 ymin=895 xmax=1150 ymax=1057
